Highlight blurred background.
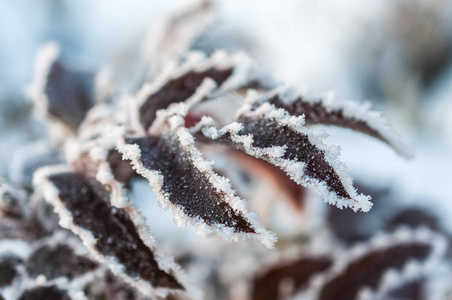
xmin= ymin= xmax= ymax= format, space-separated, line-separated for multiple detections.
xmin=1 ymin=0 xmax=452 ymax=298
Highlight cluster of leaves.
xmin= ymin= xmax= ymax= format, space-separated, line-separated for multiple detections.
xmin=1 ymin=1 xmax=451 ymax=299
xmin=250 ymin=185 xmax=452 ymax=300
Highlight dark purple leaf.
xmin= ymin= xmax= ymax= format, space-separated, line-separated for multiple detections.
xmin=18 ymin=286 xmax=72 ymax=300
xmin=262 ymin=93 xmax=411 ymax=157
xmin=0 ymin=255 xmax=22 ymax=288
xmin=138 ymin=51 xmax=254 ymax=132
xmin=313 ymin=228 xmax=446 ymax=300
xmin=26 ymin=243 xmax=98 ymax=280
xmin=29 ymin=44 xmax=95 ymax=132
xmin=118 ymin=126 xmax=275 ymax=246
xmin=139 ymin=68 xmax=232 ymax=131
xmin=249 ymin=92 xmax=412 ymax=157
xmin=385 ymin=280 xmax=425 ymax=300
xmin=319 ymin=244 xmax=430 ymax=300
xmin=106 ymin=149 xmax=137 ymax=185
xmin=252 ymin=256 xmax=332 ymax=300
xmin=192 ymin=103 xmax=371 ymax=211
xmin=386 ymin=207 xmax=441 ymax=232
xmin=84 ymin=270 xmax=147 ymax=300
xmin=34 ymin=168 xmax=190 ymax=298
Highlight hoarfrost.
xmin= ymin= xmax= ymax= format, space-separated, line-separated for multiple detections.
xmin=33 ymin=166 xmax=198 ymax=299
xmin=27 ymin=43 xmax=95 ymax=135
xmin=254 ymin=89 xmax=413 ymax=158
xmin=116 ymin=117 xmax=276 ymax=248
xmin=192 ymin=102 xmax=372 ymax=212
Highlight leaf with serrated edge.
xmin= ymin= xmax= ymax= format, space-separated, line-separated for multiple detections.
xmin=192 ymin=102 xmax=371 ymax=212
xmin=67 ymin=134 xmax=131 ymax=209
xmin=33 ymin=166 xmax=199 ymax=299
xmin=252 ymin=256 xmax=332 ymax=300
xmin=357 ymin=258 xmax=451 ymax=300
xmin=116 ymin=115 xmax=276 ymax=248
xmin=252 ymin=88 xmax=412 ymax=158
xmin=134 ymin=50 xmax=255 ymax=132
xmin=305 ymin=227 xmax=448 ymax=300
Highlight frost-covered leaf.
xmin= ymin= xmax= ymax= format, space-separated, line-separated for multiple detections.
xmin=0 ymin=203 xmax=44 ymax=243
xmin=83 ymin=146 xmax=135 ymax=186
xmin=18 ymin=284 xmax=79 ymax=300
xmin=26 ymin=233 xmax=98 ymax=280
xmin=0 ymin=181 xmax=27 ymax=218
xmin=0 ymin=240 xmax=31 ymax=297
xmin=360 ymin=279 xmax=427 ymax=300
xmin=316 ymin=244 xmax=428 ymax=300
xmin=306 ymin=227 xmax=448 ymax=300
xmin=0 ymin=182 xmax=58 ymax=242
xmin=0 ymin=214 xmax=47 ymax=243
xmin=84 ymin=270 xmax=150 ymax=300
xmin=230 ymin=150 xmax=307 ymax=210
xmin=327 ymin=183 xmax=394 ymax=244
xmin=385 ymin=207 xmax=442 ymax=232
xmin=144 ymin=0 xmax=214 ymax=74
xmin=384 ymin=280 xmax=425 ymax=300
xmin=117 ymin=116 xmax=275 ymax=247
xmin=69 ymin=135 xmax=132 ymax=208
xmin=252 ymin=256 xmax=332 ymax=300
xmin=0 ymin=254 xmax=22 ymax=288
xmin=105 ymin=149 xmax=137 ymax=185
xmin=28 ymin=43 xmax=95 ymax=133
xmin=68 ymin=106 xmax=139 ymax=207
xmin=356 ymin=251 xmax=452 ymax=300
xmin=192 ymin=102 xmax=371 ymax=212
xmin=34 ymin=167 xmax=195 ymax=299
xmin=254 ymin=90 xmax=412 ymax=157
xmin=136 ymin=50 xmax=254 ymax=132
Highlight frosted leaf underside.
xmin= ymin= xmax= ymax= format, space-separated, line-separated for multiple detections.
xmin=124 ymin=135 xmax=256 ymax=234
xmin=46 ymin=172 xmax=183 ymax=290
xmin=139 ymin=68 xmax=232 ymax=130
